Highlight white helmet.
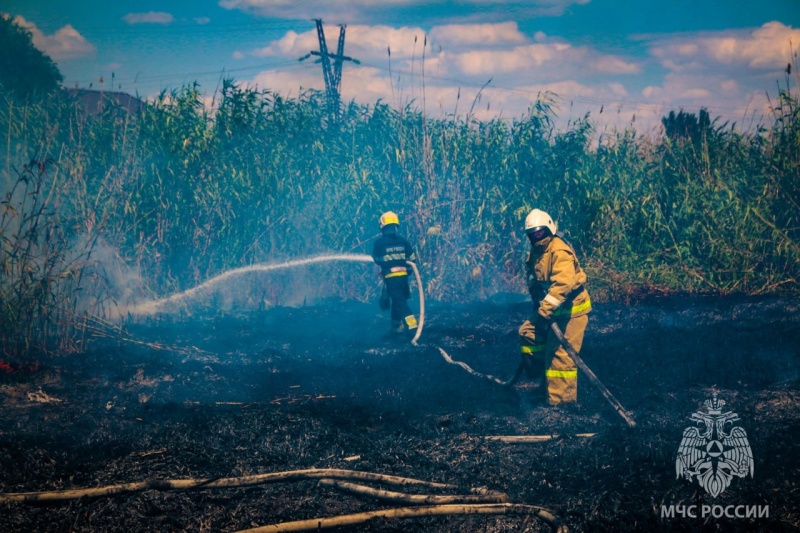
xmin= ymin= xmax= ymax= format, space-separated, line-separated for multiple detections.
xmin=524 ymin=209 xmax=556 ymax=239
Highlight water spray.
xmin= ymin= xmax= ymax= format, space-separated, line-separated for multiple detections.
xmin=128 ymin=254 xmax=426 ymax=347
xmin=129 ymin=254 xmax=374 ymax=316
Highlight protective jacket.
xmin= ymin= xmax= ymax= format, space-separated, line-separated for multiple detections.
xmin=525 ymin=235 xmax=591 ymax=320
xmin=372 ymin=233 xmax=417 ymax=279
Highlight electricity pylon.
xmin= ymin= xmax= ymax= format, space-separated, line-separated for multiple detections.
xmin=298 ymin=19 xmax=360 ymax=117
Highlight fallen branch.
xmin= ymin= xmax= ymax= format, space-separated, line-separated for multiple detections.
xmin=484 ymin=433 xmax=596 ymax=444
xmin=319 ymin=479 xmax=508 ymax=505
xmin=236 ymin=503 xmax=568 ymax=532
xmin=0 ymin=468 xmax=467 ymax=503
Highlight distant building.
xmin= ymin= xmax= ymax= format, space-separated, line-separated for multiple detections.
xmin=64 ymin=88 xmax=145 ymax=115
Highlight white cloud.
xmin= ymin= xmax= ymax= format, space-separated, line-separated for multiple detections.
xmin=451 ymin=41 xmax=638 ymax=78
xmin=194 ymin=17 xmax=211 ymax=25
xmin=251 ymin=24 xmax=428 ymax=64
xmin=608 ymin=82 xmax=627 ymax=97
xmin=12 ymin=15 xmax=95 ymax=61
xmin=249 ymin=21 xmax=637 ymax=86
xmin=708 ymin=22 xmax=799 ymax=68
xmin=250 ymin=67 xmax=324 ymax=98
xmin=720 ymin=79 xmax=738 ymax=95
xmin=649 ymin=21 xmax=800 ymax=72
xmin=237 ymin=18 xmax=647 ymax=131
xmin=429 ymin=22 xmax=526 ymax=48
xmin=122 ymin=12 xmax=174 ymax=25
xmin=682 ymin=87 xmax=712 ymax=99
xmin=642 ymin=85 xmax=662 ymax=99
xmin=239 ymin=16 xmax=795 ymax=134
xmin=641 ymin=22 xmax=795 ymax=127
xmin=455 ymin=44 xmax=561 ymax=74
xmin=220 ymin=0 xmax=591 ymax=23
xmin=637 ymin=70 xmax=772 ymax=129
xmin=641 ymin=76 xmax=704 ymax=104
xmin=244 ymin=48 xmax=644 ymax=132
xmin=631 ymin=21 xmax=800 ymax=130
xmin=593 ymin=55 xmax=639 ymax=75
xmin=219 ymin=0 xmax=386 ymax=23
xmin=253 ymin=30 xmax=315 ymax=57
xmin=355 ymin=25 xmax=432 ymax=59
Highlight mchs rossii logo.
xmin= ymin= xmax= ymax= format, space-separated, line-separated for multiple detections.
xmin=675 ymin=393 xmax=754 ymax=497
xmin=661 ymin=394 xmax=766 ymax=520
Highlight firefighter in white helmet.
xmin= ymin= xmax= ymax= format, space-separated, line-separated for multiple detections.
xmin=372 ymin=211 xmax=419 ymax=337
xmin=518 ymin=208 xmax=591 ymax=405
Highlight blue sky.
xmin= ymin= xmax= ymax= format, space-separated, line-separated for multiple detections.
xmin=5 ymin=0 xmax=800 ymax=132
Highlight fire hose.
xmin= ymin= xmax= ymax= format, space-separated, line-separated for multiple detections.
xmin=435 ymin=323 xmax=636 ymax=427
xmin=403 ymin=260 xmax=634 ymax=427
xmin=406 ymin=260 xmax=425 ymax=346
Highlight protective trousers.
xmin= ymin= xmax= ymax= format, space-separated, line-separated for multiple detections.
xmin=384 ymin=276 xmax=418 ymax=333
xmin=518 ymin=314 xmax=589 ymax=405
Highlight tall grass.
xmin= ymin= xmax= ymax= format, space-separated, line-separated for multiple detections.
xmin=1 ymin=73 xmax=799 ymax=356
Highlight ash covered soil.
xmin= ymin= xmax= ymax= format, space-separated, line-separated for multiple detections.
xmin=1 ymin=294 xmax=799 ymax=532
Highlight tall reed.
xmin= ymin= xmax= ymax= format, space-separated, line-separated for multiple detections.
xmin=1 ymin=74 xmax=799 ymax=356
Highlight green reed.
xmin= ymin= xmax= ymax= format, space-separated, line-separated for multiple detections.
xmin=1 ymin=72 xmax=799 ymax=355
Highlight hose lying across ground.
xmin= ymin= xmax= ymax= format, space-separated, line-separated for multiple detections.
xmin=437 ymin=346 xmax=525 ymax=387
xmin=434 ymin=329 xmax=636 ymax=428
xmin=238 ymin=503 xmax=568 ymax=532
xmin=0 ymin=468 xmax=566 ymax=532
xmin=0 ymin=468 xmax=488 ymax=503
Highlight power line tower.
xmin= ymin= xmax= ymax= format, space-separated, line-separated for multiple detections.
xmin=299 ymin=19 xmax=360 ymax=117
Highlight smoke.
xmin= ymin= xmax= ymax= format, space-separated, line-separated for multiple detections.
xmin=71 ymin=236 xmax=150 ymax=320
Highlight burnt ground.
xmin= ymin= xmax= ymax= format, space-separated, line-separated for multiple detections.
xmin=1 ymin=293 xmax=799 ymax=532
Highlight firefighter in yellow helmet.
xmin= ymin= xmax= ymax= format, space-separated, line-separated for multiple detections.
xmin=518 ymin=209 xmax=591 ymax=405
xmin=372 ymin=212 xmax=419 ymax=337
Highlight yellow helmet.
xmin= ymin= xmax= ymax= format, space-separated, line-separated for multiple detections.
xmin=379 ymin=211 xmax=400 ymax=229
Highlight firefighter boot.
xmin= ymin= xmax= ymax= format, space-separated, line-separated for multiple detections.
xmin=403 ymin=314 xmax=418 ymax=339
